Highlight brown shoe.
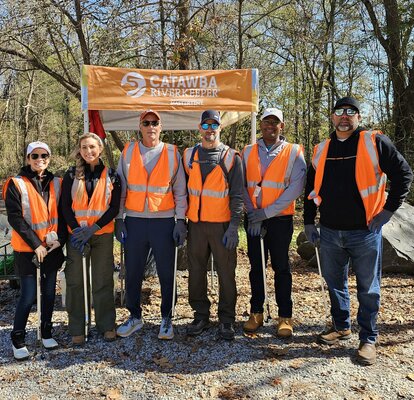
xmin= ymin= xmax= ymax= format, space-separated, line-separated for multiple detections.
xmin=277 ymin=318 xmax=293 ymax=338
xmin=357 ymin=342 xmax=376 ymax=365
xmin=243 ymin=313 xmax=263 ymax=333
xmin=103 ymin=329 xmax=116 ymax=342
xmin=72 ymin=335 xmax=85 ymax=346
xmin=318 ymin=327 xmax=352 ymax=345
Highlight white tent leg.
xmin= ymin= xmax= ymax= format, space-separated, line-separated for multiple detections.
xmin=250 ymin=112 xmax=257 ymax=144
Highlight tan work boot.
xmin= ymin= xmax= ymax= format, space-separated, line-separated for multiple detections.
xmin=357 ymin=342 xmax=376 ymax=365
xmin=72 ymin=335 xmax=85 ymax=346
xmin=277 ymin=318 xmax=293 ymax=338
xmin=103 ymin=329 xmax=117 ymax=342
xmin=318 ymin=327 xmax=352 ymax=345
xmin=243 ymin=313 xmax=263 ymax=333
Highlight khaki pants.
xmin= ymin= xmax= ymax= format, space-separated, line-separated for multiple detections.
xmin=65 ymin=233 xmax=116 ymax=336
xmin=187 ymin=221 xmax=237 ymax=323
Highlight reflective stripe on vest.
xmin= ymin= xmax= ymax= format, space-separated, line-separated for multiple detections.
xmin=122 ymin=142 xmax=177 ymax=212
xmin=184 ymin=146 xmax=236 ymax=222
xmin=9 ymin=176 xmax=61 ymax=252
xmin=244 ymin=143 xmax=301 ymax=215
xmin=71 ymin=167 xmax=114 ymax=234
xmin=309 ymin=130 xmax=386 ymax=224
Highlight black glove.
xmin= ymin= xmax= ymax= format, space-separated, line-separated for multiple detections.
xmin=247 ymin=221 xmax=262 ymax=237
xmin=368 ymin=209 xmax=393 ymax=234
xmin=115 ymin=219 xmax=128 ymax=244
xmin=304 ymin=224 xmax=320 ymax=245
xmin=222 ymin=224 xmax=239 ymax=250
xmin=173 ymin=220 xmax=187 ymax=246
xmin=71 ymin=224 xmax=100 ymax=247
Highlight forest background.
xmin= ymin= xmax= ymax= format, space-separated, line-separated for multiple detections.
xmin=0 ymin=0 xmax=413 ymax=203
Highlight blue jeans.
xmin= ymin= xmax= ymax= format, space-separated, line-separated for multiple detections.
xmin=13 ymin=271 xmax=57 ymax=332
xmin=124 ymin=217 xmax=175 ymax=319
xmin=320 ymin=225 xmax=382 ymax=344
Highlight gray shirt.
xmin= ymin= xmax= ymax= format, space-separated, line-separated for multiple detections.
xmin=242 ymin=137 xmax=306 ymax=217
xmin=191 ymin=143 xmax=244 ymax=226
xmin=117 ymin=141 xmax=187 ymax=219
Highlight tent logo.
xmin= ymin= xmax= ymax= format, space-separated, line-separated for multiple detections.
xmin=121 ymin=72 xmax=146 ymax=98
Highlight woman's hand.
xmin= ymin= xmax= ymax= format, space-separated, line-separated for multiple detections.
xmin=47 ymin=240 xmax=61 ymax=253
xmin=34 ymin=245 xmax=48 ymax=263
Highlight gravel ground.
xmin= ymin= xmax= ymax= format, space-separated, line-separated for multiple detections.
xmin=0 ymin=250 xmax=413 ymax=400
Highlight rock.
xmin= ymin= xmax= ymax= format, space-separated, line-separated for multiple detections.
xmin=297 ymin=241 xmax=315 ymax=261
xmin=382 ymin=202 xmax=414 ymax=275
xmin=296 ymin=231 xmax=308 ymax=246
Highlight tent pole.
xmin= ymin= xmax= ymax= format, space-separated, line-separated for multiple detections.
xmin=250 ymin=112 xmax=257 ymax=144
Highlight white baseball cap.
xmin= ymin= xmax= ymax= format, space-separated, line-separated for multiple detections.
xmin=261 ymin=108 xmax=284 ymax=123
xmin=26 ymin=141 xmax=51 ymax=156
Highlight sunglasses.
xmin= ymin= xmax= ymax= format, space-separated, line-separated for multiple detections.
xmin=201 ymin=123 xmax=220 ymax=130
xmin=334 ymin=108 xmax=358 ymax=116
xmin=30 ymin=153 xmax=49 ymax=160
xmin=142 ymin=120 xmax=160 ymax=127
xmin=261 ymin=119 xmax=280 ymax=126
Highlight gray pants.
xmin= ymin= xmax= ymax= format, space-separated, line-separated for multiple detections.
xmin=187 ymin=221 xmax=237 ymax=323
xmin=65 ymin=233 xmax=116 ymax=336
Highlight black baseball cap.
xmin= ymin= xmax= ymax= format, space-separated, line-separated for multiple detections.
xmin=333 ymin=97 xmax=361 ymax=112
xmin=200 ymin=110 xmax=220 ymax=124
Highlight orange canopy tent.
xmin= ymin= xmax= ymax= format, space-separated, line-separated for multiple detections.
xmin=81 ymin=65 xmax=259 ymax=142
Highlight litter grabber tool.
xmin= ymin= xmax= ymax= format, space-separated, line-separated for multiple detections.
xmin=120 ymin=243 xmax=125 ymax=306
xmin=171 ymin=245 xmax=178 ymax=318
xmin=260 ymin=227 xmax=272 ymax=324
xmin=82 ymin=244 xmax=91 ymax=341
xmin=209 ymin=253 xmax=216 ymax=295
xmin=315 ymin=245 xmax=330 ymax=329
xmin=32 ymin=254 xmax=44 ymax=359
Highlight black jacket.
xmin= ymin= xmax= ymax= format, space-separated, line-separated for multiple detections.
xmin=304 ymin=128 xmax=413 ymax=230
xmin=61 ymin=160 xmax=121 ymax=231
xmin=5 ymin=166 xmax=67 ymax=275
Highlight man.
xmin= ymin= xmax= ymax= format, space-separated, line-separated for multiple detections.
xmin=242 ymin=108 xmax=306 ymax=337
xmin=115 ymin=110 xmax=187 ymax=340
xmin=183 ymin=110 xmax=244 ymax=340
xmin=304 ymin=96 xmax=413 ymax=365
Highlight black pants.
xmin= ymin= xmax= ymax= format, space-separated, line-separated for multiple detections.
xmin=245 ymin=215 xmax=293 ymax=317
xmin=187 ymin=221 xmax=237 ymax=323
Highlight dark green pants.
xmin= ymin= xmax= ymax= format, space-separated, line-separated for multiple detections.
xmin=187 ymin=221 xmax=237 ymax=323
xmin=65 ymin=233 xmax=116 ymax=336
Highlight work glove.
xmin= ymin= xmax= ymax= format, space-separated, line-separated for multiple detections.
xmin=115 ymin=219 xmax=128 ymax=244
xmin=247 ymin=221 xmax=262 ymax=237
xmin=173 ymin=219 xmax=187 ymax=246
xmin=222 ymin=224 xmax=239 ymax=250
xmin=71 ymin=224 xmax=100 ymax=247
xmin=368 ymin=209 xmax=393 ymax=234
xmin=305 ymin=224 xmax=320 ymax=245
xmin=247 ymin=209 xmax=267 ymax=224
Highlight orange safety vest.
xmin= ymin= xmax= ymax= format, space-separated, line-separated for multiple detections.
xmin=70 ymin=166 xmax=114 ymax=234
xmin=243 ymin=142 xmax=303 ymax=216
xmin=3 ymin=176 xmax=61 ymax=252
xmin=308 ymin=130 xmax=387 ymax=225
xmin=184 ymin=145 xmax=237 ymax=223
xmin=121 ymin=142 xmax=178 ymax=212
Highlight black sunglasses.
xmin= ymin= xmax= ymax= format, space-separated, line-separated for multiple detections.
xmin=30 ymin=153 xmax=49 ymax=160
xmin=142 ymin=120 xmax=160 ymax=127
xmin=334 ymin=108 xmax=358 ymax=116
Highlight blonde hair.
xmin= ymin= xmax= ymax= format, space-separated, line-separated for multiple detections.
xmin=71 ymin=133 xmax=104 ymax=201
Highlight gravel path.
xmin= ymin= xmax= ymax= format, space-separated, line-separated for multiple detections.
xmin=1 ymin=252 xmax=413 ymax=400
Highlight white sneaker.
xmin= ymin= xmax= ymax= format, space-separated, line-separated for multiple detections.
xmin=42 ymin=338 xmax=59 ymax=349
xmin=116 ymin=317 xmax=143 ymax=337
xmin=158 ymin=318 xmax=174 ymax=340
xmin=12 ymin=345 xmax=30 ymax=361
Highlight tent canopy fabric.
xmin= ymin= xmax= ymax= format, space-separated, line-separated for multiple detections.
xmin=81 ymin=65 xmax=259 ymax=131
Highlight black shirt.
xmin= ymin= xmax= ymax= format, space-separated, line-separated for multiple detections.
xmin=304 ymin=128 xmax=413 ymax=230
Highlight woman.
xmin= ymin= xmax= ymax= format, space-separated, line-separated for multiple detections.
xmin=61 ymin=133 xmax=120 ymax=345
xmin=3 ymin=141 xmax=66 ymax=360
